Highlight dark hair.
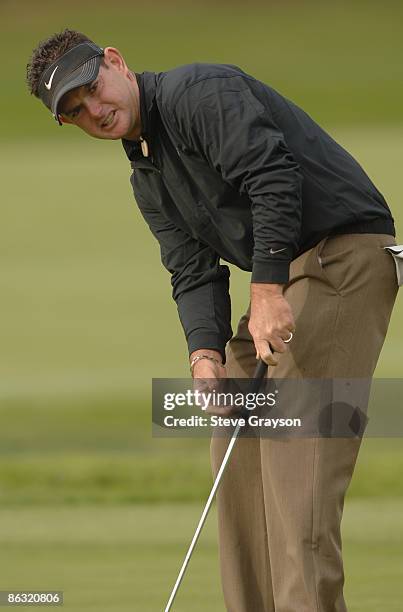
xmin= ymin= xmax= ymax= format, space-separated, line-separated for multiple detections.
xmin=26 ymin=29 xmax=95 ymax=97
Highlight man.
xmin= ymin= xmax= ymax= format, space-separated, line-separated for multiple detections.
xmin=27 ymin=30 xmax=398 ymax=611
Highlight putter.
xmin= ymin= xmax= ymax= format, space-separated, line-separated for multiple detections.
xmin=164 ymin=358 xmax=268 ymax=612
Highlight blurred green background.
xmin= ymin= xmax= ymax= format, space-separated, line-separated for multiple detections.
xmin=1 ymin=0 xmax=402 ymax=610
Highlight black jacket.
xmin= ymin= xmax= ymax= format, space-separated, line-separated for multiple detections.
xmin=122 ymin=64 xmax=394 ymax=359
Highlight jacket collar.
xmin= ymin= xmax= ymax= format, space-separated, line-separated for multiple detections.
xmin=122 ymin=71 xmax=158 ymax=162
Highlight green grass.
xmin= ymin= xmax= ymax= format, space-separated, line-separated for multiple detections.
xmin=0 ymin=447 xmax=211 ymax=506
xmin=343 ymin=499 xmax=403 ymax=611
xmin=0 ymin=500 xmax=402 ymax=611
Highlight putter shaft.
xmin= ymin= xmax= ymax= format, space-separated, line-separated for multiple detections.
xmin=164 ymin=359 xmax=268 ymax=611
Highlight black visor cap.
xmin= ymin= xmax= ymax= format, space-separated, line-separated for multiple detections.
xmin=38 ymin=42 xmax=104 ymax=125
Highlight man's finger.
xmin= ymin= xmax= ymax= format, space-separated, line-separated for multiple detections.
xmin=269 ymin=336 xmax=288 ymax=354
xmin=281 ymin=328 xmax=295 ymax=344
xmin=256 ymin=340 xmax=278 ymax=366
xmin=193 ymin=379 xmax=218 ymax=408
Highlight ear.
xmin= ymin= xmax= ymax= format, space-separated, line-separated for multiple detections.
xmin=103 ymin=47 xmax=128 ymax=74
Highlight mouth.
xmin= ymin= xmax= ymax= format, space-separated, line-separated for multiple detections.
xmin=101 ymin=110 xmax=116 ymax=129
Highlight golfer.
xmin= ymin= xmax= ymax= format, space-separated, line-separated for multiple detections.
xmin=27 ymin=30 xmax=398 ymax=611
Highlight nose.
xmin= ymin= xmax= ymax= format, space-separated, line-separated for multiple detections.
xmin=85 ymin=97 xmax=103 ymax=118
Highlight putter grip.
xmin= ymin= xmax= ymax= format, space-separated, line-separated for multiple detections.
xmin=251 ymin=359 xmax=268 ymax=388
xmin=238 ymin=359 xmax=268 ymax=420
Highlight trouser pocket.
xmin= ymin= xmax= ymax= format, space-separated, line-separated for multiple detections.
xmin=315 ymin=235 xmax=353 ymax=294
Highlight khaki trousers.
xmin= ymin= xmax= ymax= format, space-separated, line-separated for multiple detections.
xmin=210 ymin=233 xmax=398 ymax=612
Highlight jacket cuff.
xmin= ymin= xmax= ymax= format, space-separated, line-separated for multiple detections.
xmin=251 ymin=260 xmax=290 ymax=284
xmin=187 ymin=332 xmax=227 ymax=364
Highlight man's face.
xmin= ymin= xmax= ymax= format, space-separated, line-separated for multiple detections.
xmin=59 ymin=47 xmax=141 ymax=141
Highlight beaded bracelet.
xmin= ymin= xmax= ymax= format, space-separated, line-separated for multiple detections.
xmin=189 ymin=354 xmax=223 ymax=375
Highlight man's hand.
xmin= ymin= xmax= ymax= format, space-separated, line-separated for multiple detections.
xmin=190 ymin=349 xmax=238 ymax=416
xmin=249 ymin=283 xmax=295 ymax=366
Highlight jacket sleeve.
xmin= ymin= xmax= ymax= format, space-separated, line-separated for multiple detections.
xmin=172 ymin=80 xmax=303 ymax=283
xmin=134 ymin=189 xmax=232 ymax=360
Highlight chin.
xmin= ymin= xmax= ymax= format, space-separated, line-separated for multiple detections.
xmin=100 ymin=127 xmax=128 ymax=141
xmin=99 ymin=130 xmax=126 ymax=141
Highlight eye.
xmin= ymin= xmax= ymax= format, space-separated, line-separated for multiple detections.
xmin=89 ymin=80 xmax=98 ymax=94
xmin=71 ymin=108 xmax=80 ymax=119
